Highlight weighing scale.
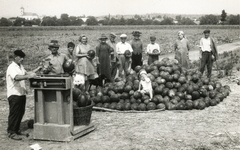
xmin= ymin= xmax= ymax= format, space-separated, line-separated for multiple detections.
xmin=29 ymin=75 xmax=95 ymax=141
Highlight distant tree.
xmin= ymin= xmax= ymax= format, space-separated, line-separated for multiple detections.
xmin=109 ymin=18 xmax=119 ymax=25
xmin=41 ymin=16 xmax=58 ymax=26
xmin=160 ymin=17 xmax=174 ymax=25
xmin=69 ymin=16 xmax=83 ymax=26
xmin=152 ymin=20 xmax=161 ymax=25
xmin=135 ymin=18 xmax=143 ymax=25
xmin=0 ymin=17 xmax=12 ymax=26
xmin=13 ymin=17 xmax=25 ymax=26
xmin=126 ymin=18 xmax=136 ymax=25
xmin=228 ymin=14 xmax=240 ymax=25
xmin=156 ymin=15 xmax=162 ymax=19
xmin=199 ymin=14 xmax=219 ymax=25
xmin=143 ymin=19 xmax=153 ymax=25
xmin=220 ymin=10 xmax=227 ymax=25
xmin=175 ymin=15 xmax=182 ymax=22
xmin=134 ymin=14 xmax=141 ymax=19
xmin=180 ymin=17 xmax=195 ymax=25
xmin=24 ymin=20 xmax=33 ymax=26
xmin=86 ymin=16 xmax=98 ymax=25
xmin=32 ymin=19 xmax=41 ymax=25
xmin=119 ymin=16 xmax=126 ymax=25
xmin=74 ymin=19 xmax=84 ymax=26
xmin=59 ymin=13 xmax=70 ymax=26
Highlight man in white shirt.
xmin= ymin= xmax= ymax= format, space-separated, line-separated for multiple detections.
xmin=199 ymin=29 xmax=218 ymax=78
xmin=116 ymin=34 xmax=133 ymax=78
xmin=6 ymin=50 xmax=40 ymax=140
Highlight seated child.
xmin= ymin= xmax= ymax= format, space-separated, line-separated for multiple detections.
xmin=146 ymin=36 xmax=161 ymax=65
xmin=73 ymin=73 xmax=85 ymax=90
xmin=138 ymin=69 xmax=153 ymax=100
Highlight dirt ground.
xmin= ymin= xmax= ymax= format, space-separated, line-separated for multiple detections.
xmin=0 ymin=42 xmax=240 ymax=150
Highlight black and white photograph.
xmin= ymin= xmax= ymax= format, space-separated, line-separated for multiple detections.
xmin=0 ymin=0 xmax=239 ymax=149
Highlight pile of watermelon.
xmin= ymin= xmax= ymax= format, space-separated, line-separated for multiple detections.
xmin=83 ymin=58 xmax=231 ymax=111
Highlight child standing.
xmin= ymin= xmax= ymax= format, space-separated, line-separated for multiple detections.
xmin=66 ymin=42 xmax=75 ymax=59
xmin=138 ymin=69 xmax=153 ymax=100
xmin=116 ymin=34 xmax=133 ymax=79
xmin=146 ymin=36 xmax=160 ymax=65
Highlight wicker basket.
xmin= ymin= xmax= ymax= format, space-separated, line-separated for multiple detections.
xmin=73 ymin=101 xmax=93 ymax=126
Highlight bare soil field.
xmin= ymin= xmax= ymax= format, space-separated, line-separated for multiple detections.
xmin=0 ymin=41 xmax=240 ymax=150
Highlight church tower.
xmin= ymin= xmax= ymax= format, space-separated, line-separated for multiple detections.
xmin=20 ymin=7 xmax=24 ymax=15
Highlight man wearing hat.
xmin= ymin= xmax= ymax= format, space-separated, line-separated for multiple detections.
xmin=96 ymin=34 xmax=113 ymax=81
xmin=6 ymin=50 xmax=41 ymax=140
xmin=107 ymin=32 xmax=119 ymax=80
xmin=199 ymin=29 xmax=218 ymax=78
xmin=116 ymin=34 xmax=133 ymax=78
xmin=42 ymin=40 xmax=69 ymax=75
xmin=130 ymin=31 xmax=143 ymax=69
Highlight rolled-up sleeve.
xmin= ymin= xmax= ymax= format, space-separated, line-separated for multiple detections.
xmin=8 ymin=65 xmax=18 ymax=80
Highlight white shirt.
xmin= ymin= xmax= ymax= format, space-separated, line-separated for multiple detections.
xmin=116 ymin=42 xmax=133 ymax=54
xmin=140 ymin=77 xmax=152 ymax=92
xmin=147 ymin=43 xmax=160 ymax=53
xmin=6 ymin=61 xmax=27 ymax=98
xmin=200 ymin=37 xmax=211 ymax=52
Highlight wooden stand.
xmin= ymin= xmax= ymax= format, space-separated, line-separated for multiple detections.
xmin=30 ymin=76 xmax=95 ymax=141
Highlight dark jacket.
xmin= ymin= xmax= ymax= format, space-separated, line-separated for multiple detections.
xmin=210 ymin=37 xmax=218 ymax=61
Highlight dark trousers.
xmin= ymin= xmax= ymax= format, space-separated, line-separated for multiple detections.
xmin=200 ymin=52 xmax=213 ymax=78
xmin=7 ymin=95 xmax=26 ymax=134
xmin=131 ymin=53 xmax=142 ymax=70
xmin=111 ymin=61 xmax=119 ymax=80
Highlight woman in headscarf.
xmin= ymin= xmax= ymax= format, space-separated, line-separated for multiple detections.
xmin=174 ymin=31 xmax=190 ymax=68
xmin=75 ymin=35 xmax=98 ymax=91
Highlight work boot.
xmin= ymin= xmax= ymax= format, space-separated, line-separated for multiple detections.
xmin=8 ymin=133 xmax=22 ymax=140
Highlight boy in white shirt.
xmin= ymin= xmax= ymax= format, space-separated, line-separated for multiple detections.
xmin=146 ymin=36 xmax=160 ymax=65
xmin=116 ymin=34 xmax=133 ymax=78
xmin=138 ymin=69 xmax=153 ymax=100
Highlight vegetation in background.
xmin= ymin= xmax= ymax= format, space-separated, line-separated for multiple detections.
xmin=0 ymin=10 xmax=239 ymax=26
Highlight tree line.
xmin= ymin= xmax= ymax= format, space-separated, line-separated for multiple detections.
xmin=0 ymin=10 xmax=239 ymax=26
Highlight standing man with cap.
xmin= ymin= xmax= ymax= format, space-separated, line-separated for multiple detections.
xmin=107 ymin=32 xmax=119 ymax=80
xmin=199 ymin=29 xmax=218 ymax=78
xmin=116 ymin=34 xmax=133 ymax=79
xmin=130 ymin=31 xmax=143 ymax=69
xmin=42 ymin=40 xmax=69 ymax=75
xmin=6 ymin=50 xmax=41 ymax=140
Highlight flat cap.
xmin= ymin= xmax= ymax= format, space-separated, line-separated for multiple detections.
xmin=132 ymin=31 xmax=142 ymax=36
xmin=110 ymin=32 xmax=117 ymax=38
xmin=120 ymin=34 xmax=127 ymax=38
xmin=14 ymin=49 xmax=25 ymax=58
xmin=203 ymin=29 xmax=210 ymax=34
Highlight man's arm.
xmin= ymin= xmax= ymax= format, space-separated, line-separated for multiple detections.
xmin=128 ymin=43 xmax=133 ymax=52
xmin=199 ymin=38 xmax=203 ymax=59
xmin=14 ymin=73 xmax=36 ymax=81
xmin=211 ymin=38 xmax=218 ymax=60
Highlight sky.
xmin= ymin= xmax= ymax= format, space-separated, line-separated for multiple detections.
xmin=0 ymin=0 xmax=239 ymax=18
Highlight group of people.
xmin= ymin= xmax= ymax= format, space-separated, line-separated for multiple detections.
xmin=5 ymin=29 xmax=218 ymax=140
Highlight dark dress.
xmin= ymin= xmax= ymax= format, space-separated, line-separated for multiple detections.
xmin=96 ymin=43 xmax=113 ymax=81
xmin=174 ymin=38 xmax=190 ymax=68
